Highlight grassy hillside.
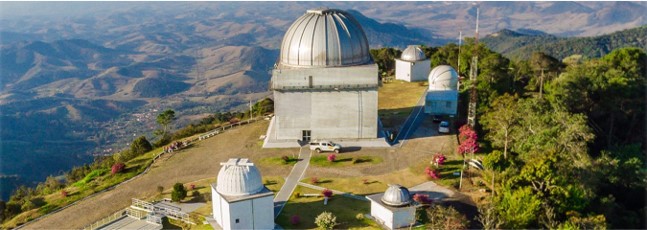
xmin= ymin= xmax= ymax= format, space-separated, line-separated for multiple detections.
xmin=482 ymin=25 xmax=647 ymax=60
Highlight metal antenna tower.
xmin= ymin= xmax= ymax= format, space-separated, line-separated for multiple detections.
xmin=467 ymin=6 xmax=479 ymax=128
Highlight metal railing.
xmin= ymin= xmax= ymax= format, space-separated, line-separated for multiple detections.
xmin=82 ymin=210 xmax=126 ymax=230
xmin=198 ymin=116 xmax=267 ymax=141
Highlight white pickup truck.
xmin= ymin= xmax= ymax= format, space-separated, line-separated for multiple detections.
xmin=309 ymin=140 xmax=342 ymax=153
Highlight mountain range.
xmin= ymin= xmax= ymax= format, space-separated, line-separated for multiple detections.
xmin=1 ymin=1 xmax=646 ymax=199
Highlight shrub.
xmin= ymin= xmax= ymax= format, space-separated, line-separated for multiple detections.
xmin=290 ymin=215 xmax=301 ymax=225
xmin=433 ymin=153 xmax=446 ymax=166
xmin=311 ymin=177 xmax=319 ymax=184
xmin=362 ymin=179 xmax=369 ymax=185
xmin=425 ymin=205 xmax=469 ymax=230
xmin=189 ymin=184 xmax=195 ymax=190
xmin=315 ymin=211 xmax=337 ymax=230
xmin=130 ymin=136 xmax=153 ymax=156
xmin=356 ymin=213 xmax=365 ymax=220
xmin=171 ymin=183 xmax=187 ymax=202
xmin=293 ymin=192 xmax=301 ymax=199
xmin=322 ymin=189 xmax=333 ymax=198
xmin=157 ymin=185 xmax=164 ymax=194
xmin=111 ymin=162 xmax=126 ymax=175
xmin=281 ymin=155 xmax=290 ymax=163
xmin=192 ymin=190 xmax=200 ymax=198
xmin=424 ymin=166 xmax=440 ymax=179
xmin=60 ymin=190 xmax=68 ymax=198
xmin=327 ymin=154 xmax=336 ymax=162
xmin=413 ymin=193 xmax=432 ymax=204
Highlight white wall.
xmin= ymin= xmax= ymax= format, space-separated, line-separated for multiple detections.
xmin=212 ymin=189 xmax=274 ymax=230
xmin=424 ymin=91 xmax=458 ymax=115
xmin=370 ymin=201 xmax=394 ymax=229
xmin=392 ymin=207 xmax=416 ymax=229
xmin=395 ymin=59 xmax=430 ymax=82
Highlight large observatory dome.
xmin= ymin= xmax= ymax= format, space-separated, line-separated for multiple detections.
xmin=400 ymin=45 xmax=426 ymax=62
xmin=381 ymin=184 xmax=412 ymax=206
xmin=279 ymin=8 xmax=372 ymax=68
xmin=216 ymin=158 xmax=264 ymax=196
xmin=428 ymin=65 xmax=459 ymax=91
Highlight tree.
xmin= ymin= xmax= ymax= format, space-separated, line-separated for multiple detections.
xmin=314 ymin=211 xmax=337 ymax=230
xmin=496 ymin=187 xmax=541 ymax=229
xmin=327 ymin=154 xmax=336 ymax=162
xmin=130 ymin=136 xmax=152 ymax=157
xmin=111 ymin=162 xmax=125 ymax=175
xmin=528 ymin=52 xmax=562 ymax=98
xmin=481 ymin=94 xmax=520 ymax=159
xmin=477 ymin=202 xmax=504 ymax=230
xmin=322 ymin=189 xmax=333 ymax=198
xmin=157 ymin=185 xmax=164 ymax=194
xmin=156 ymin=109 xmax=176 ymax=137
xmin=171 ymin=183 xmax=187 ymax=202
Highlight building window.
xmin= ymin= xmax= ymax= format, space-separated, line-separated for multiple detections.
xmin=235 ymin=219 xmax=240 ymax=223
xmin=446 ymin=101 xmax=451 ymax=108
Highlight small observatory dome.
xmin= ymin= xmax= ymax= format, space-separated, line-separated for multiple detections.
xmin=428 ymin=65 xmax=459 ymax=91
xmin=216 ymin=158 xmax=264 ymax=196
xmin=279 ymin=8 xmax=372 ymax=68
xmin=400 ymin=45 xmax=426 ymax=62
xmin=381 ymin=184 xmax=412 ymax=206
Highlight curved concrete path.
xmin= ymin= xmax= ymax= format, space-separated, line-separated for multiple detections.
xmin=273 ymin=146 xmax=311 ymax=218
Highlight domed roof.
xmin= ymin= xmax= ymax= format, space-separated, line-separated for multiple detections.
xmin=279 ymin=8 xmax=372 ymax=68
xmin=428 ymin=65 xmax=459 ymax=91
xmin=381 ymin=184 xmax=412 ymax=206
xmin=400 ymin=45 xmax=426 ymax=62
xmin=216 ymin=158 xmax=264 ymax=196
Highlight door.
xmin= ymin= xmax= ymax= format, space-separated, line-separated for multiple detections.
xmin=302 ymin=130 xmax=311 ymax=142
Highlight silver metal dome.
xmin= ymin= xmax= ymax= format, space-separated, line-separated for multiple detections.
xmin=400 ymin=45 xmax=426 ymax=62
xmin=381 ymin=184 xmax=412 ymax=206
xmin=279 ymin=8 xmax=372 ymax=68
xmin=216 ymin=158 xmax=264 ymax=196
xmin=428 ymin=65 xmax=459 ymax=91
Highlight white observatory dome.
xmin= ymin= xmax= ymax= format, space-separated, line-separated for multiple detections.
xmin=279 ymin=8 xmax=372 ymax=68
xmin=216 ymin=158 xmax=264 ymax=196
xmin=400 ymin=45 xmax=426 ymax=62
xmin=428 ymin=65 xmax=459 ymax=91
xmin=381 ymin=184 xmax=412 ymax=206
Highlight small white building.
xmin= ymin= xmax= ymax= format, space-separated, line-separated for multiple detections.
xmin=395 ymin=45 xmax=430 ymax=82
xmin=424 ymin=65 xmax=459 ymax=115
xmin=366 ymin=184 xmax=416 ymax=230
xmin=211 ymin=158 xmax=274 ymax=230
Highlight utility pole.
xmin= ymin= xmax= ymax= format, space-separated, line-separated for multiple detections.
xmin=458 ymin=31 xmax=462 ymax=77
xmin=467 ymin=6 xmax=480 ymax=128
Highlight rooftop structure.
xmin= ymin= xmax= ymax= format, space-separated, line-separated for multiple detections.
xmin=424 ymin=65 xmax=459 ymax=115
xmin=428 ymin=65 xmax=459 ymax=91
xmin=279 ymin=8 xmax=371 ymax=68
xmin=400 ymin=45 xmax=426 ymax=62
xmin=381 ymin=184 xmax=413 ymax=206
xmin=367 ymin=184 xmax=416 ymax=230
xmin=395 ymin=45 xmax=430 ymax=82
xmin=216 ymin=158 xmax=264 ymax=196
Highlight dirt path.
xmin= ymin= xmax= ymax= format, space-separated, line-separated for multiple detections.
xmin=25 ymin=121 xmax=292 ymax=229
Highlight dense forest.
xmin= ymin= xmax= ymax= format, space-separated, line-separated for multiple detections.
xmin=372 ymin=42 xmax=646 ymax=228
xmin=482 ymin=25 xmax=647 ymax=61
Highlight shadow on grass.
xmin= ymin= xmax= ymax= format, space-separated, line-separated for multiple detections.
xmin=264 ymin=180 xmax=278 ymax=186
xmin=162 ymin=217 xmax=183 ymax=229
xmin=335 ymin=158 xmax=353 ymax=163
xmin=316 ymin=180 xmax=333 ymax=184
xmin=342 ymin=146 xmax=362 ymax=153
xmin=352 ymin=158 xmax=373 ymax=164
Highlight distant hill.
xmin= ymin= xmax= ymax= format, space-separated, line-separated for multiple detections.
xmin=482 ymin=25 xmax=647 ymax=60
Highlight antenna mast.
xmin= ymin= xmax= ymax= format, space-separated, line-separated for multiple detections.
xmin=467 ymin=6 xmax=479 ymax=128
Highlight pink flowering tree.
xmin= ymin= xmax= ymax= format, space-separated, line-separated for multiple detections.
xmin=322 ymin=189 xmax=333 ymax=198
xmin=457 ymin=125 xmax=479 ymax=157
xmin=327 ymin=154 xmax=336 ymax=162
xmin=432 ymin=153 xmax=446 ymax=167
xmin=111 ymin=162 xmax=125 ymax=175
xmin=424 ymin=166 xmax=440 ymax=180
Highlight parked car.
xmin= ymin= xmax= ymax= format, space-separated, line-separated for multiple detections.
xmin=432 ymin=115 xmax=443 ymax=123
xmin=309 ymin=140 xmax=342 ymax=153
xmin=439 ymin=121 xmax=450 ymax=133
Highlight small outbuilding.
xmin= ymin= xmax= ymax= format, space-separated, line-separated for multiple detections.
xmin=211 ymin=158 xmax=274 ymax=230
xmin=424 ymin=65 xmax=459 ymax=115
xmin=366 ymin=184 xmax=416 ymax=229
xmin=395 ymin=45 xmax=430 ymax=82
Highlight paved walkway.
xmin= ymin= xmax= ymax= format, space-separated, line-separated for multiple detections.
xmin=297 ymin=182 xmax=368 ymax=201
xmin=273 ymin=146 xmax=311 ymax=218
xmin=394 ymin=90 xmax=427 ymax=147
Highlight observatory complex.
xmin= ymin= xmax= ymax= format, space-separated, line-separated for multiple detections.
xmin=211 ymin=158 xmax=274 ymax=229
xmin=395 ymin=45 xmax=431 ymax=82
xmin=424 ymin=65 xmax=459 ymax=116
xmin=366 ymin=184 xmax=417 ymax=229
xmin=264 ymin=8 xmax=379 ymax=146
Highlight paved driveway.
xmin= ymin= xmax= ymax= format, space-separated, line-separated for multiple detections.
xmin=273 ymin=146 xmax=311 ymax=218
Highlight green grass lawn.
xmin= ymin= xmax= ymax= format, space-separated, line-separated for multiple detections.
xmin=310 ymin=155 xmax=383 ymax=167
xmin=276 ymin=186 xmax=379 ymax=229
xmin=258 ymin=156 xmax=299 ymax=167
xmin=378 ymin=80 xmax=427 ymax=129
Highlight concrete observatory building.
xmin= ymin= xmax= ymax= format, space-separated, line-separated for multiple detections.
xmin=211 ymin=158 xmax=274 ymax=229
xmin=395 ymin=45 xmax=430 ymax=82
xmin=266 ymin=8 xmax=379 ymax=143
xmin=424 ymin=65 xmax=459 ymax=115
xmin=366 ymin=184 xmax=416 ymax=229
